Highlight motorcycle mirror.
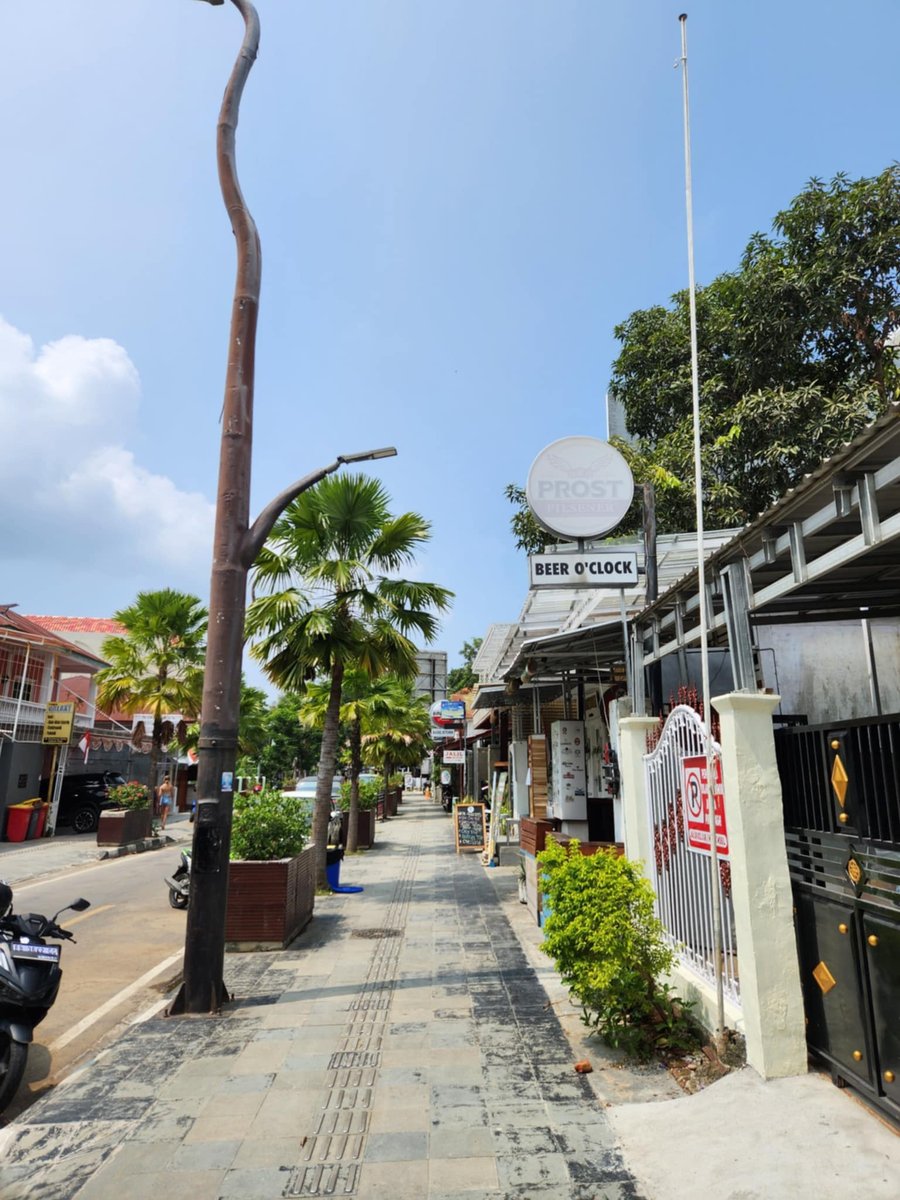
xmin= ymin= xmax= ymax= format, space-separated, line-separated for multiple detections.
xmin=53 ymin=898 xmax=91 ymax=921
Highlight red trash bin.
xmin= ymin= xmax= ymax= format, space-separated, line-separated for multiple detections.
xmin=4 ymin=803 xmax=34 ymax=842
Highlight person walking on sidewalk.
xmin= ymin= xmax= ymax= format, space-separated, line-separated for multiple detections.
xmin=156 ymin=775 xmax=174 ymax=830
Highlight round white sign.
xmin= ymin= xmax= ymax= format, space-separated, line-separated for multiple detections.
xmin=525 ymin=436 xmax=634 ymax=541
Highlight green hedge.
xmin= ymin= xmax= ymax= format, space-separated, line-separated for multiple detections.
xmin=537 ymin=838 xmax=700 ymax=1061
xmin=230 ymin=787 xmax=310 ymax=861
xmin=338 ymin=778 xmax=381 ymax=811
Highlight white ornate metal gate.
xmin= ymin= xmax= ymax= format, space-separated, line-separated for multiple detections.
xmin=644 ymin=705 xmax=740 ymax=1006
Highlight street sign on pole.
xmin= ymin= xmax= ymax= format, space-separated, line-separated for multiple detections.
xmin=529 ymin=550 xmax=639 ymax=589
xmin=443 ymin=749 xmax=465 ymax=764
xmin=42 ymin=702 xmax=75 ymax=746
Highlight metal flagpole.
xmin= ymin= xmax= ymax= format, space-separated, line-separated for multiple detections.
xmin=678 ymin=12 xmax=725 ymax=1047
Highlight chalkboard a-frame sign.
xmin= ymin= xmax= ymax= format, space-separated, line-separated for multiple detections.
xmin=454 ymin=803 xmax=487 ymax=853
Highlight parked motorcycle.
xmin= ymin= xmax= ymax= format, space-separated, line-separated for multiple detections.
xmin=164 ymin=849 xmax=191 ymax=909
xmin=0 ymin=882 xmax=90 ymax=1114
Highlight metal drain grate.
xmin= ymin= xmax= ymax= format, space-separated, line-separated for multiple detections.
xmin=350 ymin=928 xmax=402 ymax=939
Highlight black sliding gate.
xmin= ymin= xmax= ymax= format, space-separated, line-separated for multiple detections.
xmin=776 ymin=713 xmax=900 ymax=1122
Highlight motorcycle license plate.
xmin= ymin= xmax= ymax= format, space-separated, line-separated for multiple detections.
xmin=11 ymin=942 xmax=60 ymax=963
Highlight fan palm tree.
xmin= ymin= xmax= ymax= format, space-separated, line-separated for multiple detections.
xmin=246 ymin=473 xmax=452 ymax=887
xmin=362 ymin=688 xmax=432 ymax=805
xmin=96 ymin=589 xmax=207 ymax=803
xmin=299 ymin=670 xmax=412 ymax=852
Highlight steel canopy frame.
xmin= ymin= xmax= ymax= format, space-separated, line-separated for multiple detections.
xmin=633 ymin=404 xmax=900 ymax=685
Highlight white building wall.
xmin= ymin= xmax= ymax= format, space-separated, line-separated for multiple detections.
xmin=756 ymin=617 xmax=900 ymax=722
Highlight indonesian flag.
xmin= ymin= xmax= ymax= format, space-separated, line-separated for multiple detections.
xmin=78 ymin=732 xmax=91 ymax=763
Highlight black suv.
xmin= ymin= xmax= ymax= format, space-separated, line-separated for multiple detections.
xmin=55 ymin=772 xmax=126 ymax=834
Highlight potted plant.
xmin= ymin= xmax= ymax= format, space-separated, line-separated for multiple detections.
xmin=97 ymin=782 xmax=152 ymax=846
xmin=225 ymin=786 xmax=315 ymax=950
xmin=338 ymin=778 xmax=379 ymax=849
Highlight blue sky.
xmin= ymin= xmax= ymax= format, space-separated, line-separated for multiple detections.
xmin=2 ymin=0 xmax=898 ymax=680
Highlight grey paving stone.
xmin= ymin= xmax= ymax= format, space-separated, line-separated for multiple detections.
xmin=429 ymin=1124 xmax=495 ymax=1159
xmin=496 ymin=1150 xmax=572 ymax=1192
xmin=427 ymin=1155 xmax=499 ymax=1192
xmin=170 ymin=1139 xmax=241 ymax=1170
xmin=365 ymin=1131 xmax=428 ymax=1161
xmin=430 ymin=1103 xmax=490 ymax=1129
xmin=217 ymin=1072 xmax=276 ymax=1094
xmin=217 ymin=1165 xmax=293 ymax=1197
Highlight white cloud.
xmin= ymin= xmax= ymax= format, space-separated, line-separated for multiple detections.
xmin=0 ymin=316 xmax=214 ymax=578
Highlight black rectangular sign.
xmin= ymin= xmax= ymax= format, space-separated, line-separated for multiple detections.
xmin=454 ymin=803 xmax=486 ymax=853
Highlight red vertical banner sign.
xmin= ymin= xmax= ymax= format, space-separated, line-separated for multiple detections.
xmin=681 ymin=755 xmax=728 ymax=858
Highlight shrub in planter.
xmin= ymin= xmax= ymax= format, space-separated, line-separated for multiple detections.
xmin=338 ymin=779 xmax=381 ymax=812
xmin=98 ymin=782 xmax=152 ymax=845
xmin=226 ymin=788 xmax=315 ymax=950
xmin=537 ymin=838 xmax=700 ymax=1062
xmin=338 ymin=778 xmax=379 ymax=848
xmin=230 ymin=787 xmax=309 ymax=861
xmin=108 ymin=782 xmax=150 ymax=811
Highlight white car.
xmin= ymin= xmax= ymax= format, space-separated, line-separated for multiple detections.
xmin=284 ymin=776 xmax=343 ymax=799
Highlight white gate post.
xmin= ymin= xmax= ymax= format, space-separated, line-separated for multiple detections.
xmin=619 ymin=715 xmax=659 ymax=864
xmin=712 ymin=692 xmax=807 ymax=1079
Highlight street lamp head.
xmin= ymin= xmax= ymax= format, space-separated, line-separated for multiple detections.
xmin=337 ymin=447 xmax=398 ymax=465
xmin=195 ymin=1 xmax=225 ymax=6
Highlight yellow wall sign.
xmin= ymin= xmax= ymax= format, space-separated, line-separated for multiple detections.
xmin=42 ymin=702 xmax=75 ymax=745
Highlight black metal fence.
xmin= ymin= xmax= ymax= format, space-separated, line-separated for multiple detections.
xmin=775 ymin=713 xmax=900 ymax=845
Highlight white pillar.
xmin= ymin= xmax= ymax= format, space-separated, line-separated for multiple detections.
xmin=618 ymin=715 xmax=659 ymax=865
xmin=712 ymin=691 xmax=807 ymax=1079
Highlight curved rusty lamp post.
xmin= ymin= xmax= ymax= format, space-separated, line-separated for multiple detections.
xmin=173 ymin=0 xmax=395 ymax=1014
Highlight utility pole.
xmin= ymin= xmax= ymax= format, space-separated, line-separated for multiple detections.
xmin=171 ymin=0 xmax=262 ymax=1015
xmin=172 ymin=0 xmax=396 ymax=1013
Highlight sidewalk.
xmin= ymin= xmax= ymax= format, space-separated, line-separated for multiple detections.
xmin=0 ymin=795 xmax=897 ymax=1199
xmin=0 ymin=812 xmax=193 ymax=888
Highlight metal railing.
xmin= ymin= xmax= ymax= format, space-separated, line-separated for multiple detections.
xmin=0 ymin=695 xmax=91 ymax=744
xmin=644 ymin=705 xmax=741 ymax=1006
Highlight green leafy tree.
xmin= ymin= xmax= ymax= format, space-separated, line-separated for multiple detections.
xmin=504 ymin=483 xmax=560 ymax=555
xmin=246 ymin=473 xmax=452 ymax=887
xmin=607 ymin=167 xmax=900 ymax=531
xmin=259 ymin=692 xmax=322 ymax=786
xmin=446 ymin=638 xmax=483 ymax=694
xmin=96 ymin=589 xmax=207 ymax=801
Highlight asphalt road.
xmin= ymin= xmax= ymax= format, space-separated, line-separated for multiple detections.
xmin=3 ymin=844 xmax=190 ymax=1121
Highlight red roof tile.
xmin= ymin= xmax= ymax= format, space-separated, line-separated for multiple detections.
xmin=23 ymin=616 xmax=125 ymax=635
xmin=0 ymin=608 xmax=107 ymax=667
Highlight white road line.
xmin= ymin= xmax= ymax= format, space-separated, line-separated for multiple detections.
xmin=48 ymin=949 xmax=183 ymax=1052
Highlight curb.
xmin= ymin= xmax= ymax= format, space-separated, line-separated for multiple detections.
xmin=97 ymin=834 xmax=178 ymax=861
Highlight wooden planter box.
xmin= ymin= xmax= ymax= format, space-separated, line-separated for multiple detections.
xmin=548 ymin=832 xmax=624 ymax=857
xmin=519 ymin=818 xmax=554 ymax=857
xmin=340 ymin=809 xmax=376 ymax=849
xmin=97 ymin=808 xmax=152 ymax=846
xmin=385 ymin=790 xmax=398 ymax=818
xmin=225 ymin=845 xmax=315 ymax=951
